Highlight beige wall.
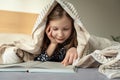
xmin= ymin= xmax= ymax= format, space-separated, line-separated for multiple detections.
xmin=0 ymin=10 xmax=38 ymax=34
xmin=0 ymin=0 xmax=120 ymax=39
xmin=67 ymin=0 xmax=120 ymax=39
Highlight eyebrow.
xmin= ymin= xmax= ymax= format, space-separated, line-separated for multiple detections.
xmin=52 ymin=25 xmax=70 ymax=28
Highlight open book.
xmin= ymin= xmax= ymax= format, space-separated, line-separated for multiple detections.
xmin=0 ymin=61 xmax=77 ymax=73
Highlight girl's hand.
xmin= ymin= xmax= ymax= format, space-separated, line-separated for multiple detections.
xmin=61 ymin=47 xmax=78 ymax=66
xmin=46 ymin=26 xmax=57 ymax=44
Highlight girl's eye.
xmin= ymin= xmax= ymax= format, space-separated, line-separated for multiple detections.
xmin=53 ymin=28 xmax=58 ymax=31
xmin=63 ymin=28 xmax=69 ymax=30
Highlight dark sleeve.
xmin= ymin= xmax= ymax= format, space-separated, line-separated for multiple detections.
xmin=34 ymin=51 xmax=51 ymax=62
xmin=50 ymin=48 xmax=66 ymax=62
xmin=34 ymin=48 xmax=66 ymax=62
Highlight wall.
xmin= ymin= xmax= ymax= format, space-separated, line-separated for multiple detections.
xmin=0 ymin=0 xmax=48 ymax=13
xmin=67 ymin=0 xmax=120 ymax=39
xmin=0 ymin=10 xmax=38 ymax=34
xmin=0 ymin=0 xmax=120 ymax=39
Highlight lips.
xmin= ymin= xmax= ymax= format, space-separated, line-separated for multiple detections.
xmin=56 ymin=38 xmax=65 ymax=43
xmin=57 ymin=38 xmax=64 ymax=41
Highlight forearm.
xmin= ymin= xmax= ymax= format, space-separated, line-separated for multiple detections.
xmin=46 ymin=43 xmax=57 ymax=56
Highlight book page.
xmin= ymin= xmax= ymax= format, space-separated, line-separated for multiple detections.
xmin=29 ymin=61 xmax=77 ymax=73
xmin=0 ymin=61 xmax=77 ymax=73
xmin=32 ymin=61 xmax=73 ymax=69
xmin=0 ymin=61 xmax=73 ymax=69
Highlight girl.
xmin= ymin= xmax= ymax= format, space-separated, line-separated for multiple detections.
xmin=34 ymin=4 xmax=78 ymax=66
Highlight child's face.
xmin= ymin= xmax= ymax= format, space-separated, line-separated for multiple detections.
xmin=48 ymin=16 xmax=72 ymax=43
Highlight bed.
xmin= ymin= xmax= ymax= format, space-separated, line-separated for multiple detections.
xmin=0 ymin=68 xmax=119 ymax=80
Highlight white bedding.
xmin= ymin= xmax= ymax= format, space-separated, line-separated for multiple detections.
xmin=0 ymin=33 xmax=31 ymax=45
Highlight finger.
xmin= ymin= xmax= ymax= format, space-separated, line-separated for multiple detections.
xmin=46 ymin=26 xmax=52 ymax=38
xmin=48 ymin=29 xmax=52 ymax=36
xmin=46 ymin=26 xmax=50 ymax=34
xmin=61 ymin=59 xmax=65 ymax=65
xmin=61 ymin=59 xmax=65 ymax=64
xmin=63 ymin=56 xmax=69 ymax=66
xmin=68 ymin=54 xmax=74 ymax=65
xmin=64 ymin=59 xmax=68 ymax=66
xmin=73 ymin=53 xmax=78 ymax=62
xmin=61 ymin=59 xmax=67 ymax=66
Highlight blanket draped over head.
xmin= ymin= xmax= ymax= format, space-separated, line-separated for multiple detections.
xmin=0 ymin=0 xmax=120 ymax=79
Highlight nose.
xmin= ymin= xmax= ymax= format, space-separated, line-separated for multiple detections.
xmin=58 ymin=30 xmax=64 ymax=37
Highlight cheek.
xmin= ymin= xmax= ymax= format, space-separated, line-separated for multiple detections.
xmin=51 ymin=31 xmax=56 ymax=37
xmin=66 ymin=31 xmax=71 ymax=37
xmin=67 ymin=33 xmax=71 ymax=38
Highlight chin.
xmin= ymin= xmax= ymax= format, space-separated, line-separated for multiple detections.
xmin=57 ymin=41 xmax=64 ymax=44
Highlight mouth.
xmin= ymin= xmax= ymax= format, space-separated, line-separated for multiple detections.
xmin=57 ymin=38 xmax=64 ymax=41
xmin=56 ymin=38 xmax=65 ymax=42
